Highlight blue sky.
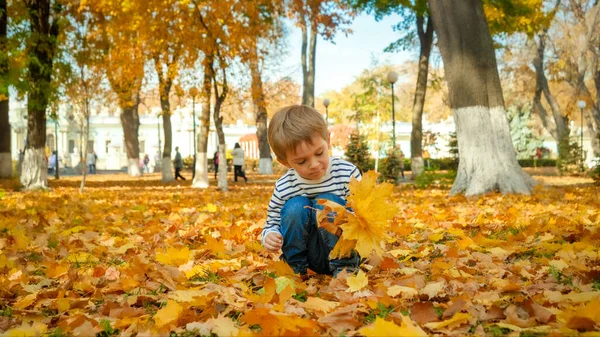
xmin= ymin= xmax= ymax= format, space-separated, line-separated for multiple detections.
xmin=279 ymin=13 xmax=413 ymax=97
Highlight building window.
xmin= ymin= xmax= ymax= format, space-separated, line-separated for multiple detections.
xmin=69 ymin=140 xmax=75 ymax=154
xmin=88 ymin=140 xmax=94 ymax=152
xmin=139 ymin=140 xmax=145 ymax=155
xmin=105 ymin=140 xmax=111 ymax=153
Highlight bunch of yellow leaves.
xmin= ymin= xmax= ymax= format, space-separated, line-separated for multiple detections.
xmin=316 ymin=171 xmax=399 ymax=259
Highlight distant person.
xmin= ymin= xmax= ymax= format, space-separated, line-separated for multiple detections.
xmin=232 ymin=142 xmax=247 ymax=183
xmin=86 ymin=150 xmax=97 ymax=174
xmin=213 ymin=150 xmax=219 ymax=179
xmin=397 ymin=146 xmax=405 ymax=180
xmin=48 ymin=151 xmax=57 ymax=174
xmin=143 ymin=154 xmax=150 ymax=173
xmin=173 ymin=146 xmax=186 ymax=180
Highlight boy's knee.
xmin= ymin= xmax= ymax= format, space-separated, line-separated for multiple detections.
xmin=281 ymin=196 xmax=312 ymax=218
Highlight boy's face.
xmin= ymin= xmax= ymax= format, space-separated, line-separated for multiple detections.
xmin=279 ymin=133 xmax=329 ymax=180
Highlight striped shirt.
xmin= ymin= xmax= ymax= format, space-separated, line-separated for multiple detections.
xmin=262 ymin=157 xmax=362 ymax=244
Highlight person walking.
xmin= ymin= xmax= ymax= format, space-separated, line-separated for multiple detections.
xmin=48 ymin=151 xmax=57 ymax=174
xmin=213 ymin=151 xmax=219 ymax=179
xmin=86 ymin=150 xmax=97 ymax=174
xmin=173 ymin=146 xmax=186 ymax=180
xmin=398 ymin=147 xmax=405 ymax=180
xmin=232 ymin=142 xmax=247 ymax=183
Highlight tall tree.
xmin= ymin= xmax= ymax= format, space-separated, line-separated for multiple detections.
xmin=90 ymin=2 xmax=146 ymax=177
xmin=147 ymin=0 xmax=194 ymax=182
xmin=0 ymin=0 xmax=9 ymax=178
xmin=240 ymin=0 xmax=285 ymax=175
xmin=428 ymin=0 xmax=532 ymax=195
xmin=288 ymin=0 xmax=353 ymax=107
xmin=62 ymin=8 xmax=104 ymax=192
xmin=349 ymin=0 xmax=433 ymax=178
xmin=20 ymin=0 xmax=62 ymax=190
xmin=554 ymin=0 xmax=600 ymax=156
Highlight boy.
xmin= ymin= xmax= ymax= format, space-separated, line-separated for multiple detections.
xmin=262 ymin=105 xmax=361 ymax=276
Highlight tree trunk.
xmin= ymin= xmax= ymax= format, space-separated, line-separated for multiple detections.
xmin=532 ymin=31 xmax=569 ymax=144
xmin=0 ymin=99 xmax=8 ymax=178
xmin=249 ymin=43 xmax=273 ymax=174
xmin=161 ymin=110 xmax=174 ymax=182
xmin=0 ymin=0 xmax=10 ymax=178
xmin=301 ymin=23 xmax=309 ymax=106
xmin=193 ymin=55 xmax=213 ymax=188
xmin=213 ymin=66 xmax=228 ymax=191
xmin=120 ymin=103 xmax=141 ymax=177
xmin=428 ymin=0 xmax=532 ymax=196
xmin=410 ymin=15 xmax=433 ymax=179
xmin=157 ymin=67 xmax=174 ymax=182
xmin=80 ymin=111 xmax=89 ymax=193
xmin=21 ymin=0 xmax=59 ymax=190
xmin=301 ymin=22 xmax=317 ymax=108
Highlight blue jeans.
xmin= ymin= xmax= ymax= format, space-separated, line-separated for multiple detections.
xmin=280 ymin=193 xmax=360 ymax=275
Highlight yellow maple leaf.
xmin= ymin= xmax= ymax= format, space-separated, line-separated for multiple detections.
xmin=336 ymin=171 xmax=398 ymax=258
xmin=153 ymin=300 xmax=183 ymax=328
xmin=359 ymin=316 xmax=427 ymax=337
xmin=346 ymin=270 xmax=368 ymax=292
xmin=302 ymin=297 xmax=339 ymax=313
xmin=4 ymin=321 xmax=48 ymax=337
xmin=155 ymin=246 xmax=190 ymax=266
xmin=424 ymin=312 xmax=472 ymax=330
xmin=329 ymin=236 xmax=357 ymax=259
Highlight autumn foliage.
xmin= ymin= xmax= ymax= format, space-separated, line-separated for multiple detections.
xmin=0 ymin=174 xmax=599 ymax=336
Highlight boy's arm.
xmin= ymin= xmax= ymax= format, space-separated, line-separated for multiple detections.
xmin=262 ymin=188 xmax=285 ymax=246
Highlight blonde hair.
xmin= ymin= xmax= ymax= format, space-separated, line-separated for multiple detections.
xmin=268 ymin=105 xmax=328 ymax=163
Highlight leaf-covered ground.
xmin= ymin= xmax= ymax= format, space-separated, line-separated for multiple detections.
xmin=0 ymin=172 xmax=599 ymax=336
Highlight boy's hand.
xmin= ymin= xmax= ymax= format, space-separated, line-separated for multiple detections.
xmin=264 ymin=232 xmax=283 ymax=252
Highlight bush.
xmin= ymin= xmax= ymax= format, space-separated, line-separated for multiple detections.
xmin=557 ymin=136 xmax=584 ymax=174
xmin=381 ymin=147 xmax=404 ymax=184
xmin=517 ymin=159 xmax=557 ymax=167
xmin=414 ymin=171 xmax=456 ymax=189
xmin=345 ymin=131 xmax=373 ymax=173
xmin=591 ymin=159 xmax=600 ymax=184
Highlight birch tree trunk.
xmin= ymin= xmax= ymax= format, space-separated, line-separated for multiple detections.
xmin=0 ymin=0 xmax=10 ymax=179
xmin=428 ymin=0 xmax=532 ymax=196
xmin=249 ymin=43 xmax=272 ymax=174
xmin=193 ymin=55 xmax=213 ymax=188
xmin=410 ymin=15 xmax=433 ymax=179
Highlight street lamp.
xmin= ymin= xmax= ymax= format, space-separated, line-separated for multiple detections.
xmin=577 ymin=100 xmax=586 ymax=171
xmin=387 ymin=71 xmax=398 ymax=147
xmin=323 ymin=98 xmax=330 ymax=124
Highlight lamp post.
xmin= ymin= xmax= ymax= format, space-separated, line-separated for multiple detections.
xmin=577 ymin=100 xmax=586 ymax=171
xmin=387 ymin=71 xmax=398 ymax=147
xmin=323 ymin=98 xmax=330 ymax=124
